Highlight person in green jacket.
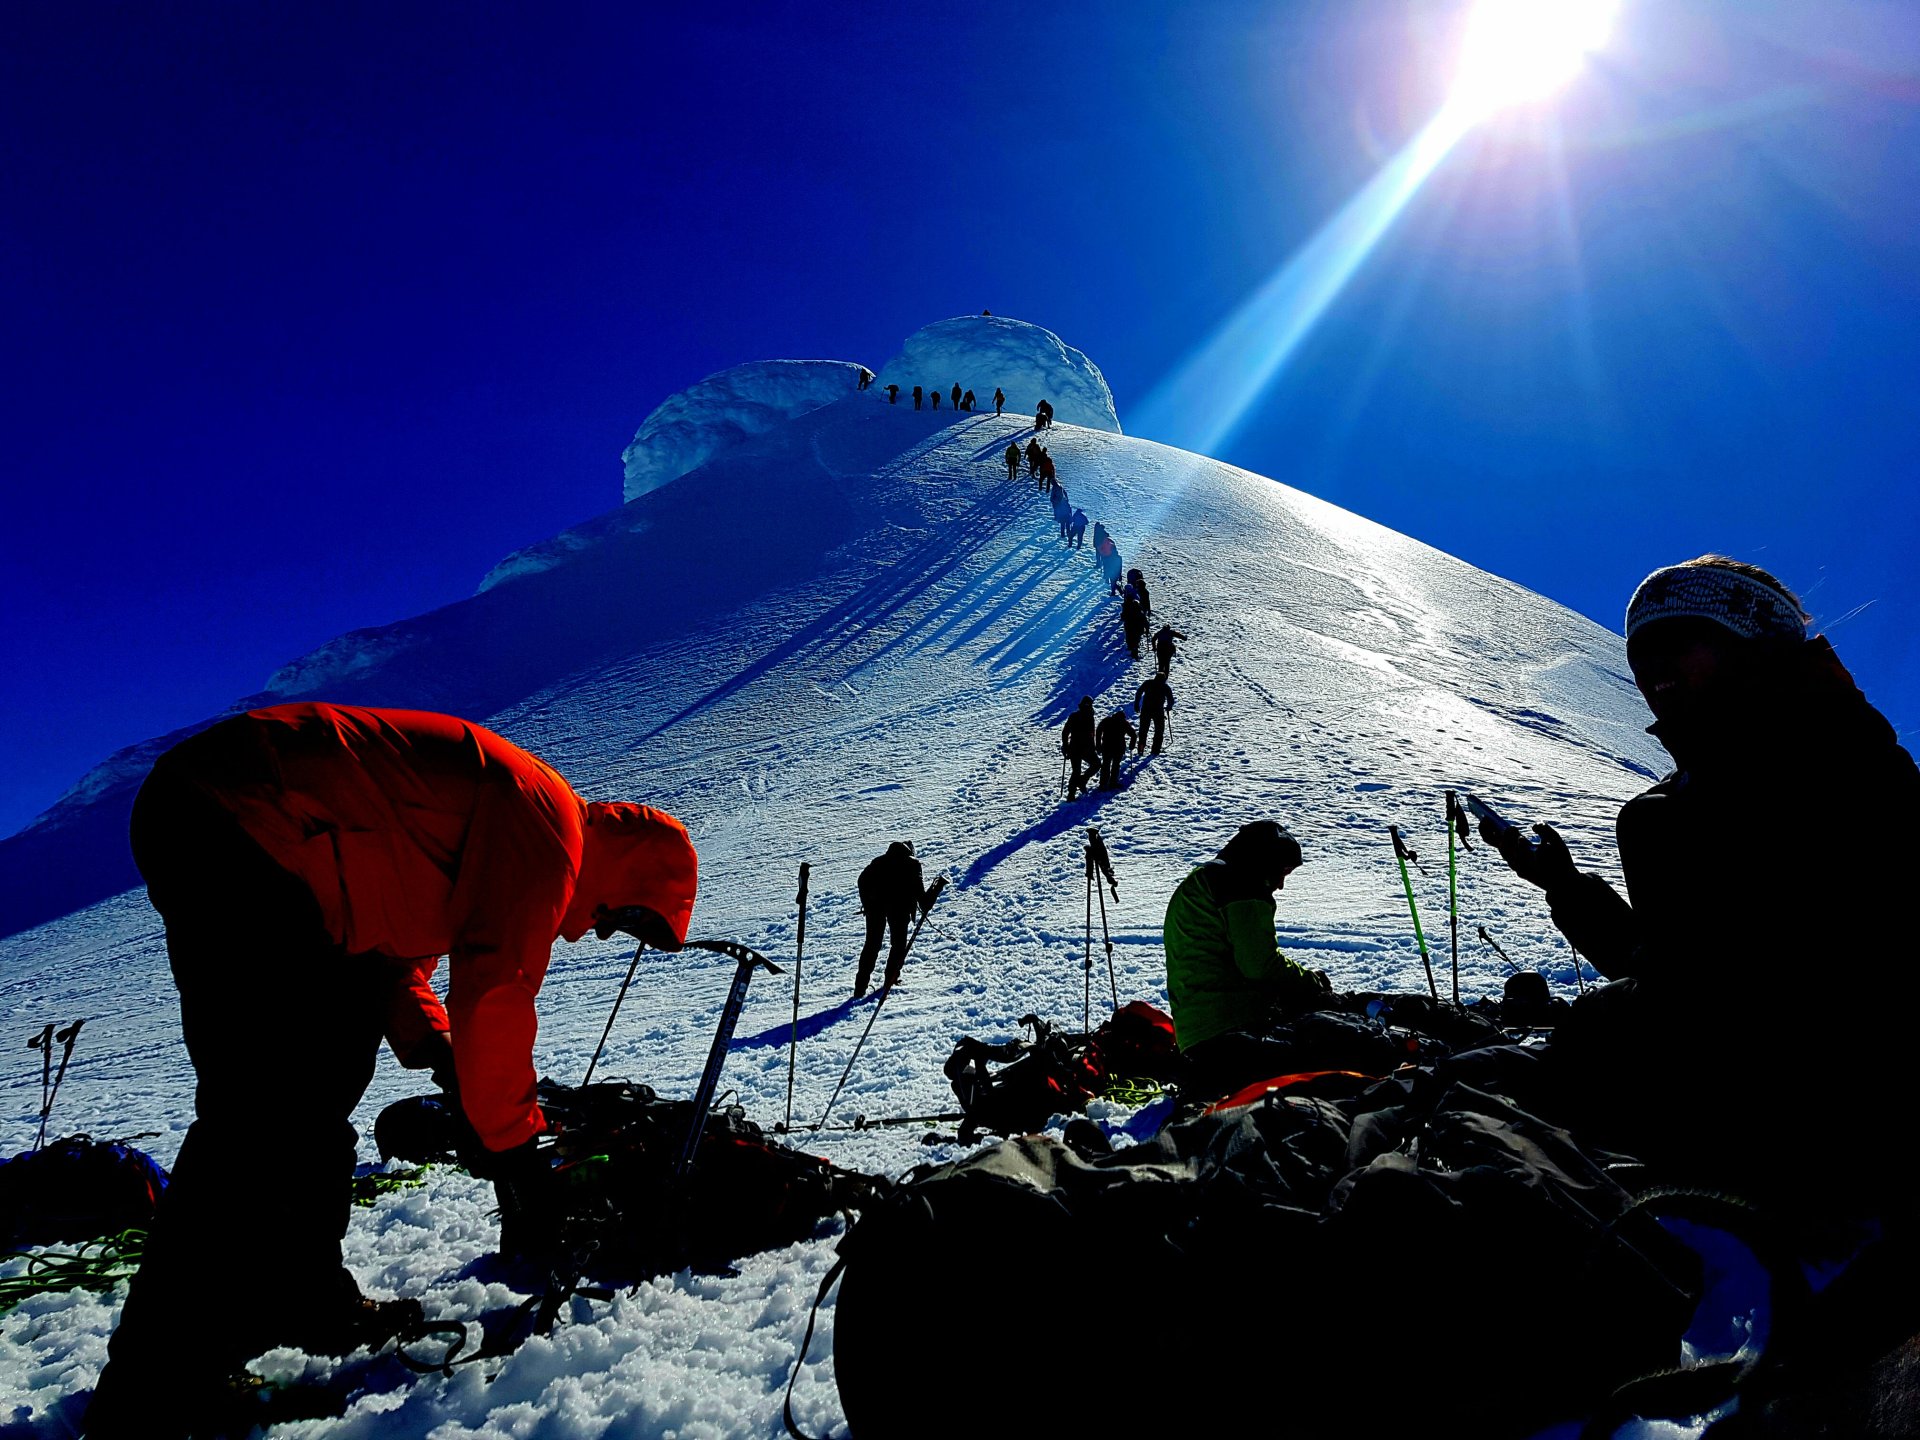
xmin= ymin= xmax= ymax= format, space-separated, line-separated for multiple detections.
xmin=1163 ymin=820 xmax=1326 ymax=1095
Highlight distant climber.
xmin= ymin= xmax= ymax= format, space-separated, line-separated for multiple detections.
xmin=1025 ymin=437 xmax=1043 ymax=477
xmin=1095 ymin=524 xmax=1123 ymax=591
xmin=963 ymin=389 xmax=976 ymax=412
xmin=1152 ymin=623 xmax=1187 ymax=679
xmin=913 ymin=385 xmax=923 ymax=411
xmin=1134 ymin=675 xmax=1174 ymax=754
xmin=1049 ymin=481 xmax=1072 ymax=537
xmin=1067 ymin=508 xmax=1089 ymax=549
xmin=854 ymin=841 xmax=938 ymax=998
xmin=1005 ymin=442 xmax=1021 ymax=482
xmin=1096 ymin=708 xmax=1136 ymax=790
xmin=1036 ymin=450 xmax=1057 ymax=488
xmin=951 ymin=383 xmax=962 ymax=411
xmin=1035 ymin=399 xmax=1055 ymax=431
xmin=993 ymin=388 xmax=1005 ymax=416
xmin=857 ymin=367 xmax=874 ymax=391
xmin=1122 ymin=593 xmax=1148 ymax=658
xmin=1061 ymin=697 xmax=1099 ymax=801
xmin=885 ymin=383 xmax=900 ymax=404
xmin=1128 ymin=569 xmax=1152 ymax=615
xmin=1163 ymin=821 xmax=1327 ymax=1096
xmin=931 ymin=390 xmax=940 ymax=411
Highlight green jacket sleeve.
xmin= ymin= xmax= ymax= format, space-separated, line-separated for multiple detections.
xmin=1223 ymin=896 xmax=1317 ymax=996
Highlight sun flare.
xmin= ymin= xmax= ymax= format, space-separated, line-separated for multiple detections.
xmin=1451 ymin=0 xmax=1620 ymax=118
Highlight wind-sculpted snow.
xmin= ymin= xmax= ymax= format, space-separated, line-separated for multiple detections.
xmin=620 ymin=359 xmax=868 ymax=506
xmin=1 ymin=391 xmax=1696 ymax=1435
xmin=876 ymin=315 xmax=1120 ymax=432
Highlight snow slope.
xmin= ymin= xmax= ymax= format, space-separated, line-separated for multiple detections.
xmin=876 ymin=315 xmax=1119 ymax=431
xmin=0 ymin=384 xmax=1675 ymax=1435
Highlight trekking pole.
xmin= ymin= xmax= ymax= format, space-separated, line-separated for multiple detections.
xmin=1088 ymin=828 xmax=1120 ymax=1009
xmin=783 ymin=862 xmax=811 ymax=1134
xmin=1388 ymin=826 xmax=1439 ymax=1002
xmin=1477 ymin=925 xmax=1524 ymax=975
xmin=582 ymin=942 xmax=646 ymax=1087
xmin=1569 ymin=937 xmax=1588 ymax=995
xmin=1082 ymin=852 xmax=1094 ymax=1032
xmin=817 ymin=878 xmax=946 ymax=1130
xmin=28 ymin=1020 xmax=85 ymax=1151
xmin=1445 ymin=791 xmax=1474 ymax=1007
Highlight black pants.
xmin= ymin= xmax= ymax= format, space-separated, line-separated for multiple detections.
xmin=855 ymin=908 xmax=913 ymax=991
xmin=90 ymin=767 xmax=392 ymax=1429
xmin=1098 ymin=750 xmax=1125 ymax=789
xmin=1065 ymin=752 xmax=1098 ymax=800
xmin=1135 ymin=712 xmax=1165 ymax=753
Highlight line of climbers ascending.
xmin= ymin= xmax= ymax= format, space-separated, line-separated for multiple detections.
xmin=866 ymin=368 xmax=1019 ymax=420
xmin=994 ymin=421 xmax=1187 ymax=802
xmin=78 ymin=553 xmax=1920 ymax=1439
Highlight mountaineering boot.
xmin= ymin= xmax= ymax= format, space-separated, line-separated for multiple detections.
xmin=853 ymin=981 xmax=868 ymax=1000
xmin=285 ymin=1268 xmax=426 ymax=1355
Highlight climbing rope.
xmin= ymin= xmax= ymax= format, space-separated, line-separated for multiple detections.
xmin=0 ymin=1229 xmax=147 ymax=1313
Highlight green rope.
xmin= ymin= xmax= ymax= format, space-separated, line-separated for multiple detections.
xmin=0 ymin=1229 xmax=147 ymax=1313
xmin=1100 ymin=1077 xmax=1167 ymax=1107
xmin=350 ymin=1165 xmax=432 ymax=1208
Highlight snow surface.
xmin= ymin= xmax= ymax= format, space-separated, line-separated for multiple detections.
xmin=875 ymin=316 xmax=1119 ymax=432
xmin=620 ymin=361 xmax=868 ymax=507
xmin=1 ymin=378 xmax=1727 ymax=1437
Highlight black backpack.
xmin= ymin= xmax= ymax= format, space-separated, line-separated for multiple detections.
xmin=801 ymin=1063 xmax=1701 ymax=1439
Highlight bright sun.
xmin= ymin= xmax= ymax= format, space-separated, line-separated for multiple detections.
xmin=1451 ymin=0 xmax=1620 ymax=118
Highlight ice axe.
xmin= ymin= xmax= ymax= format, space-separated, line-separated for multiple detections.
xmin=783 ymin=863 xmax=811 ymax=1134
xmin=1084 ymin=828 xmax=1119 ymax=1027
xmin=678 ymin=940 xmax=782 ymax=1177
xmin=1445 ymin=790 xmax=1475 ymax=1006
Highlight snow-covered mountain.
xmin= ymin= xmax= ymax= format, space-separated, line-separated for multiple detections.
xmin=0 ymin=316 xmax=1668 ymax=1436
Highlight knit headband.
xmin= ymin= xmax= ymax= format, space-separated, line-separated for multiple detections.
xmin=1624 ymin=565 xmax=1807 ymax=643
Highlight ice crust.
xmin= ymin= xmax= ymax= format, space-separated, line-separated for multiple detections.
xmin=621 ymin=360 xmax=868 ymax=506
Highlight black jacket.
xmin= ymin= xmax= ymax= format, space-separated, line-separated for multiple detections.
xmin=1096 ymin=712 xmax=1135 ymax=756
xmin=1062 ymin=706 xmax=1096 ymax=759
xmin=859 ymin=842 xmax=929 ymax=917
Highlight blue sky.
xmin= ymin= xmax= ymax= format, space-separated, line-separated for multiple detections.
xmin=3 ymin=1 xmax=1916 ymax=837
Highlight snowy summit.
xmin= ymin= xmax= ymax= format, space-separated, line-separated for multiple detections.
xmin=876 ymin=315 xmax=1119 ymax=432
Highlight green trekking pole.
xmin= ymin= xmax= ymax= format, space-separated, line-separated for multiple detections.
xmin=1389 ymin=826 xmax=1438 ymax=1002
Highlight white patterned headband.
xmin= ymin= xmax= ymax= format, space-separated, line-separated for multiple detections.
xmin=1625 ymin=565 xmax=1807 ymax=643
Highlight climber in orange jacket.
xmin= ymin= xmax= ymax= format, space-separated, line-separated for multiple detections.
xmin=86 ymin=702 xmax=698 ymax=1438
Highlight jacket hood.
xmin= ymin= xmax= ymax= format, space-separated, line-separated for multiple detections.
xmin=561 ymin=802 xmax=698 ymax=945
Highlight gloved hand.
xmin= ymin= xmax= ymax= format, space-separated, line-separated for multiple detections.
xmin=1486 ymin=821 xmax=1580 ymax=892
xmin=416 ymin=1029 xmax=459 ymax=1096
xmin=470 ymin=1136 xmax=563 ymax=1264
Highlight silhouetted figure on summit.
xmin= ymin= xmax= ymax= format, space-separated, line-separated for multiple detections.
xmin=913 ymin=386 xmax=923 ymax=411
xmin=1062 ymin=697 xmax=1099 ymax=801
xmin=993 ymin=388 xmax=1005 ymax=416
xmin=854 ymin=841 xmax=938 ymax=998
xmin=951 ymin=383 xmax=962 ymax=411
xmin=886 ymin=383 xmax=900 ymax=404
xmin=1096 ymin=709 xmax=1136 ymax=790
xmin=857 ymin=367 xmax=874 ymax=391
xmin=932 ymin=390 xmax=941 ymax=411
xmin=962 ymin=389 xmax=976 ymax=412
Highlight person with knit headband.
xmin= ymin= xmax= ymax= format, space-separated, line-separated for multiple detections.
xmin=1481 ymin=555 xmax=1920 ymax=1232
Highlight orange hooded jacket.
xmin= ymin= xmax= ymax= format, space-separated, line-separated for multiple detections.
xmin=153 ymin=703 xmax=698 ymax=1151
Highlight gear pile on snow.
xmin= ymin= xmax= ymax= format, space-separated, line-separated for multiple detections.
xmin=376 ymin=1079 xmax=874 ymax=1280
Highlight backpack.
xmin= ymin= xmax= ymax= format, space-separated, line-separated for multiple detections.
xmin=809 ymin=1067 xmax=1702 ymax=1439
xmin=942 ymin=1016 xmax=1105 ymax=1143
xmin=0 ymin=1135 xmax=170 ymax=1249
